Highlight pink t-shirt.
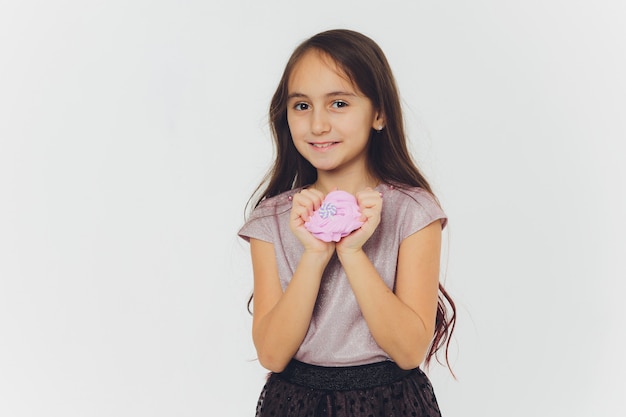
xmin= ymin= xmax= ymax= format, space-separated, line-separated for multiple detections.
xmin=238 ymin=183 xmax=447 ymax=367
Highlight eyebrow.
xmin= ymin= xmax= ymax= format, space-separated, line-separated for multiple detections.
xmin=287 ymin=91 xmax=358 ymax=100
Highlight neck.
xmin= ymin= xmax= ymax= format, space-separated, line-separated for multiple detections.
xmin=313 ymin=169 xmax=379 ymax=196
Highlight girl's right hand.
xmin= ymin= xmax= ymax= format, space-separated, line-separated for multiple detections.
xmin=289 ymin=188 xmax=336 ymax=258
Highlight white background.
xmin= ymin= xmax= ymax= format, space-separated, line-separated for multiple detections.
xmin=1 ymin=1 xmax=625 ymax=416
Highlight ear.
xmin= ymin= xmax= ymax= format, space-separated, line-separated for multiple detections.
xmin=372 ymin=112 xmax=385 ymax=131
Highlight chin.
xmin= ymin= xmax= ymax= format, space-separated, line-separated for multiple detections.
xmin=312 ymin=165 xmax=341 ymax=174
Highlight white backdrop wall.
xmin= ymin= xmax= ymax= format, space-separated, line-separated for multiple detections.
xmin=1 ymin=1 xmax=624 ymax=416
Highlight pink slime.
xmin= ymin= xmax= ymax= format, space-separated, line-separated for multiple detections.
xmin=304 ymin=190 xmax=364 ymax=242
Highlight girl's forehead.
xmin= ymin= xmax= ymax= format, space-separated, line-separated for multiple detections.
xmin=288 ymin=50 xmax=358 ymax=94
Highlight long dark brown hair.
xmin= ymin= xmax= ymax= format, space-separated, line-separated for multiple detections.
xmin=248 ymin=29 xmax=456 ymax=373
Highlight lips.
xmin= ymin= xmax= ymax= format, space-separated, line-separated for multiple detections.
xmin=309 ymin=141 xmax=338 ymax=149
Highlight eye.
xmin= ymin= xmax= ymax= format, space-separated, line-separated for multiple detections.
xmin=331 ymin=100 xmax=348 ymax=109
xmin=293 ymin=102 xmax=310 ymax=111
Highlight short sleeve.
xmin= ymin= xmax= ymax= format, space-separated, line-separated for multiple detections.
xmin=238 ymin=204 xmax=275 ymax=243
xmin=238 ymin=216 xmax=271 ymax=243
xmin=237 ymin=191 xmax=294 ymax=244
xmin=396 ymin=188 xmax=447 ymax=241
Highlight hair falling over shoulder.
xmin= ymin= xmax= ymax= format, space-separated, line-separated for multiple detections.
xmin=247 ymin=29 xmax=457 ymax=375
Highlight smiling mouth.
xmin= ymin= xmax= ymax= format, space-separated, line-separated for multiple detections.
xmin=310 ymin=142 xmax=338 ymax=148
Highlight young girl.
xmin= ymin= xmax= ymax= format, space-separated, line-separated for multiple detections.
xmin=239 ymin=29 xmax=455 ymax=417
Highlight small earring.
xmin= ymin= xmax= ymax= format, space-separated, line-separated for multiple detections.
xmin=376 ymin=125 xmax=384 ymax=132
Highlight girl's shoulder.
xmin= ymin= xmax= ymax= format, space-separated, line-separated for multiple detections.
xmin=379 ymin=183 xmax=440 ymax=207
xmin=239 ymin=187 xmax=304 ymax=243
xmin=379 ymin=182 xmax=447 ymax=229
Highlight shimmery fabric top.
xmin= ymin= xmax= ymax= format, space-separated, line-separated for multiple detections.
xmin=238 ymin=183 xmax=447 ymax=367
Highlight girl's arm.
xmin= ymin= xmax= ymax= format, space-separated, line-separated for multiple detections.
xmin=337 ymin=190 xmax=442 ymax=370
xmin=249 ymin=188 xmax=335 ymax=373
xmin=338 ymin=221 xmax=442 ymax=370
xmin=250 ymin=240 xmax=331 ymax=372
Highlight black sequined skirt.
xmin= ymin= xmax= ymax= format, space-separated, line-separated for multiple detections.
xmin=255 ymin=359 xmax=442 ymax=417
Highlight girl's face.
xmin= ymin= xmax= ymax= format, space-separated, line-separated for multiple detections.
xmin=286 ymin=50 xmax=383 ymax=177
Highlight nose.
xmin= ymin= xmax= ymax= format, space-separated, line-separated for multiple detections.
xmin=311 ymin=108 xmax=331 ymax=135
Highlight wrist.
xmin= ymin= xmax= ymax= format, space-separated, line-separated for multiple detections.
xmin=336 ymin=247 xmax=365 ymax=262
xmin=302 ymin=247 xmax=335 ymax=264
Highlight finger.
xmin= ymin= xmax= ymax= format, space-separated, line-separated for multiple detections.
xmin=302 ymin=188 xmax=326 ymax=208
xmin=290 ymin=202 xmax=313 ymax=223
xmin=359 ymin=206 xmax=376 ymax=219
xmin=357 ymin=193 xmax=382 ymax=209
xmin=290 ymin=211 xmax=305 ymax=225
xmin=356 ymin=188 xmax=382 ymax=200
xmin=292 ymin=193 xmax=317 ymax=217
xmin=295 ymin=189 xmax=325 ymax=211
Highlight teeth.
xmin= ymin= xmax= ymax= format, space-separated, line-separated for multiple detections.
xmin=312 ymin=143 xmax=335 ymax=148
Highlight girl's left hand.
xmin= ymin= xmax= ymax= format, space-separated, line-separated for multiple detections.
xmin=336 ymin=187 xmax=382 ymax=254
